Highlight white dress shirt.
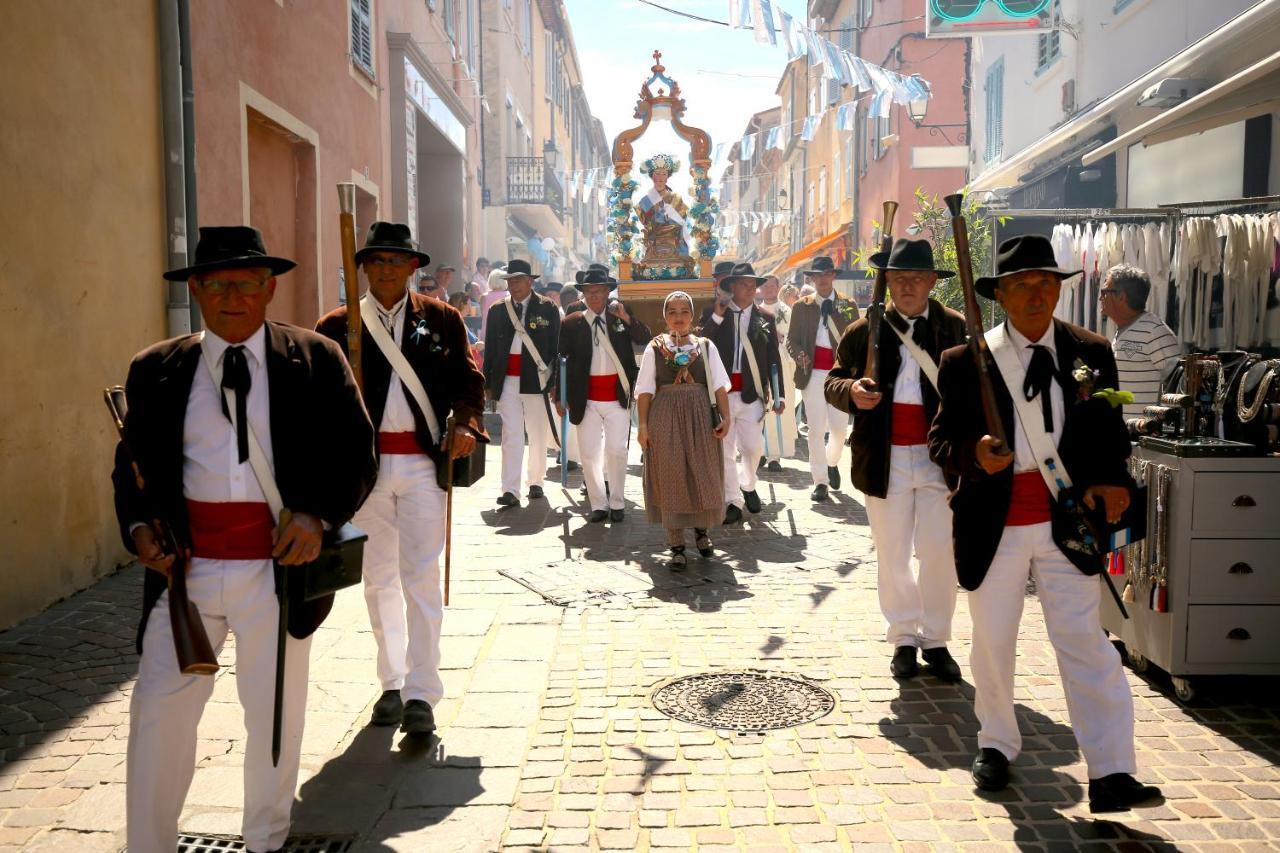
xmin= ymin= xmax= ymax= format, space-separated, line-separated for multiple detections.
xmin=583 ymin=307 xmax=617 ymax=376
xmin=508 ymin=295 xmax=531 ymax=355
xmin=815 ymin=293 xmax=836 ymax=349
xmin=635 ymin=335 xmax=731 ymax=396
xmin=185 ymin=326 xmax=273 ymax=504
xmin=710 ymin=304 xmax=755 ymax=372
xmin=371 ymin=292 xmax=415 ymax=432
xmin=1005 ymin=322 xmax=1064 ymax=474
xmin=891 ymin=304 xmax=929 ymax=406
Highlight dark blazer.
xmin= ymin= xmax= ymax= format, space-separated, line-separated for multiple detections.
xmin=927 ymin=319 xmax=1134 ymax=591
xmin=786 ymin=293 xmax=859 ymax=390
xmin=315 ymin=291 xmax=489 ymax=464
xmin=824 ymin=299 xmax=967 ymax=499
xmin=557 ymin=305 xmax=651 ymax=425
xmin=111 ymin=322 xmax=378 ymax=651
xmin=704 ymin=303 xmax=782 ymax=406
xmin=482 ymin=293 xmax=561 ymax=395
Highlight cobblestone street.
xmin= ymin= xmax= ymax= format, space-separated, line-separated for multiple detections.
xmin=2 ymin=448 xmax=1279 ymax=852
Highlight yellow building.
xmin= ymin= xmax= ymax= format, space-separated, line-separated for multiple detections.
xmin=0 ymin=3 xmax=170 ymax=627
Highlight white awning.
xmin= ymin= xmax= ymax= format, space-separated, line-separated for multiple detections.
xmin=968 ymin=0 xmax=1280 ymax=194
xmin=1082 ymin=49 xmax=1280 ymax=166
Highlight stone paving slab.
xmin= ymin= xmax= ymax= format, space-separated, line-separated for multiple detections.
xmin=2 ymin=443 xmax=1279 ymax=851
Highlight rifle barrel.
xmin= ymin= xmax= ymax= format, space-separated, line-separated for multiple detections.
xmin=337 ymin=183 xmax=363 ymax=392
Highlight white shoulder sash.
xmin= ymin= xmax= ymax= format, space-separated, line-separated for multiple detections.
xmin=359 ymin=295 xmax=441 ymax=447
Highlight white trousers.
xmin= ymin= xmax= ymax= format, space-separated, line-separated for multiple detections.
xmin=800 ymin=369 xmax=848 ymax=485
xmin=498 ymin=375 xmax=549 ymax=495
xmin=723 ymin=392 xmax=765 ymax=506
xmin=127 ymin=558 xmax=311 ymax=853
xmin=578 ymin=400 xmax=630 ymax=511
xmin=863 ymin=444 xmax=957 ymax=648
xmin=968 ymin=522 xmax=1136 ymax=776
xmin=356 ymin=452 xmax=445 ymax=706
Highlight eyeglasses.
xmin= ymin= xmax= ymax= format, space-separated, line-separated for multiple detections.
xmin=197 ymin=278 xmax=268 ymax=296
xmin=364 ymin=255 xmax=413 ymax=267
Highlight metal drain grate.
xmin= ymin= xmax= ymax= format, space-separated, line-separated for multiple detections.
xmin=174 ymin=835 xmax=355 ymax=853
xmin=651 ymin=671 xmax=835 ymax=732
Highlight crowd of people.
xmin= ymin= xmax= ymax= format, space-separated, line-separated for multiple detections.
xmin=113 ymin=217 xmax=1170 ymax=852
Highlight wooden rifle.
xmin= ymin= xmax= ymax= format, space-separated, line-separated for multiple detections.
xmin=443 ymin=416 xmax=456 ymax=607
xmin=104 ymin=387 xmax=219 ymax=676
xmin=337 ymin=182 xmax=363 ymax=391
xmin=943 ymin=193 xmax=1009 ymax=452
xmin=864 ymin=200 xmax=898 ymax=389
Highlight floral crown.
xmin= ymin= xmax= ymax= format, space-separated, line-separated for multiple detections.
xmin=640 ymin=154 xmax=681 ymax=176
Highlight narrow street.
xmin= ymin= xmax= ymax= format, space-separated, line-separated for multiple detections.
xmin=2 ymin=449 xmax=1278 ymax=852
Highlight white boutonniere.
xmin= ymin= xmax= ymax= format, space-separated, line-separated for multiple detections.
xmin=612 ymin=320 xmax=626 ymax=334
xmin=410 ymin=318 xmax=445 ymax=352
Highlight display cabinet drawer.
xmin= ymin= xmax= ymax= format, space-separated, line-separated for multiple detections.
xmin=1185 ymin=606 xmax=1280 ymax=664
xmin=1191 ymin=473 xmax=1280 ymax=534
xmin=1188 ymin=540 xmax=1280 ymax=603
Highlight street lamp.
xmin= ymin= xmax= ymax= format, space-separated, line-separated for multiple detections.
xmin=904 ymin=76 xmax=966 ymax=144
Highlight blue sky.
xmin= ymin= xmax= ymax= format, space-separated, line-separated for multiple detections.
xmin=564 ymin=0 xmax=810 ymax=187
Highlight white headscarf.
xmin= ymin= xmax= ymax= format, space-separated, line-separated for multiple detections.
xmin=663 ymin=290 xmax=694 ymax=313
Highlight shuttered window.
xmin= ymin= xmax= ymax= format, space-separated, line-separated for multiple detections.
xmin=350 ymin=0 xmax=374 ymax=78
xmin=985 ymin=59 xmax=1004 ymax=163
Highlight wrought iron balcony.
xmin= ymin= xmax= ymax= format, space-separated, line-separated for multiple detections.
xmin=506 ymin=157 xmax=564 ymax=214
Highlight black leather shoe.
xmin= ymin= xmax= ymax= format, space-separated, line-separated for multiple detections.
xmin=828 ymin=466 xmax=841 ymax=490
xmin=811 ymin=484 xmax=829 ymax=501
xmin=757 ymin=457 xmax=767 ymax=470
xmin=766 ymin=460 xmax=782 ymax=472
xmin=401 ymin=699 xmax=436 ymax=735
xmin=723 ymin=504 xmax=743 ymax=525
xmin=742 ymin=490 xmax=762 ymax=513
xmin=609 ymin=508 xmax=624 ymax=522
xmin=527 ymin=485 xmax=545 ymax=499
xmin=890 ymin=645 xmax=919 ymax=678
xmin=694 ymin=529 xmax=713 ymax=558
xmin=567 ymin=460 xmax=581 ymax=472
xmin=588 ymin=509 xmax=608 ymax=523
xmin=1088 ymin=773 xmax=1163 ymax=813
xmin=972 ymin=748 xmax=1010 ymax=792
xmin=496 ymin=492 xmax=519 ymax=507
xmin=922 ymin=647 xmax=962 ymax=683
xmin=369 ymin=689 xmax=402 ymax=727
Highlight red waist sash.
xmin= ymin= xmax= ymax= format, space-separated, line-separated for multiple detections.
xmin=889 ymin=403 xmax=929 ymax=446
xmin=813 ymin=345 xmax=835 ymax=371
xmin=1006 ymin=471 xmax=1052 ymax=526
xmin=506 ymin=353 xmax=522 ymax=376
xmin=185 ymin=499 xmax=274 ymax=560
xmin=588 ymin=374 xmax=618 ymax=402
xmin=378 ymin=431 xmax=425 ymax=455
xmin=730 ymin=372 xmax=743 ymax=392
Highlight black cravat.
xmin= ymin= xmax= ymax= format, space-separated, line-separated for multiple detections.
xmin=516 ymin=301 xmax=525 ymax=323
xmin=821 ymin=299 xmax=833 ymax=320
xmin=910 ymin=316 xmax=930 ymax=351
xmin=221 ymin=345 xmax=251 ymax=464
xmin=1024 ymin=344 xmax=1056 ymax=431
xmin=592 ymin=315 xmax=606 ymax=345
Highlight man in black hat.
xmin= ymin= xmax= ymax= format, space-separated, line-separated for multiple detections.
xmin=698 ymin=259 xmax=738 ymax=327
xmin=705 ymin=262 xmax=785 ymax=523
xmin=482 ymin=259 xmax=562 ymax=506
xmin=564 ymin=263 xmax=615 ymax=315
xmin=316 ymin=222 xmax=488 ymax=737
xmin=929 ymin=235 xmax=1159 ymax=811
xmin=786 ymin=256 xmax=859 ymax=500
xmin=556 ymin=268 xmax=651 ymax=522
xmin=825 ymin=239 xmax=966 ymax=682
xmin=115 ymin=226 xmax=377 ymax=853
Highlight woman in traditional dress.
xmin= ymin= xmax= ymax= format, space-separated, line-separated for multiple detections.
xmin=636 ymin=291 xmax=732 ymax=569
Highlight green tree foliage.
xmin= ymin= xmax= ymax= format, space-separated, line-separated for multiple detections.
xmin=851 ymin=188 xmax=1009 ymax=327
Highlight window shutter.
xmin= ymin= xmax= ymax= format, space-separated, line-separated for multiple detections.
xmin=350 ymin=0 xmax=374 ymax=76
xmin=985 ymin=60 xmax=1004 ymax=163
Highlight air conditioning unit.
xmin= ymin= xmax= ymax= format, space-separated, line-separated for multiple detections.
xmin=1136 ymin=78 xmax=1208 ymax=109
xmin=1061 ymin=79 xmax=1076 ymax=114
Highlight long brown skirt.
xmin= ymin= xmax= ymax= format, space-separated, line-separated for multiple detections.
xmin=644 ymin=383 xmax=724 ymax=531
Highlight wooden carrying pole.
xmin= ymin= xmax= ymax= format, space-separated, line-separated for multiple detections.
xmin=865 ymin=200 xmax=898 ymax=388
xmin=944 ymin=193 xmax=1009 ymax=451
xmin=337 ymin=183 xmax=363 ymax=391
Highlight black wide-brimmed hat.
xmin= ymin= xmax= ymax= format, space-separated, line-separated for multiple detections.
xmin=802 ymin=255 xmax=843 ymax=276
xmin=500 ymin=258 xmax=541 ymax=280
xmin=713 ymin=260 xmax=736 ymax=278
xmin=163 ymin=226 xmax=296 ymax=281
xmin=719 ymin=262 xmax=767 ymax=291
xmin=575 ymin=263 xmax=616 ymax=285
xmin=975 ymin=234 xmax=1081 ymax=299
xmin=868 ymin=238 xmax=956 ymax=280
xmin=354 ymin=221 xmax=431 ymax=266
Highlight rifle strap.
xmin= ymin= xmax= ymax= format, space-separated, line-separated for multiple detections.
xmin=505 ymin=296 xmax=553 ymax=388
xmin=888 ymin=320 xmax=940 ymax=391
xmin=360 ymin=295 xmax=441 ymax=447
xmin=739 ymin=311 xmax=768 ymax=423
xmin=986 ymin=323 xmax=1071 ymax=495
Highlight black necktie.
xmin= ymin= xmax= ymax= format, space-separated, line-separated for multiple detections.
xmin=1024 ymin=345 xmax=1056 ymax=431
xmin=221 ymin=345 xmax=251 ymax=464
xmin=592 ymin=315 xmax=606 ymax=345
xmin=910 ymin=317 xmax=930 ymax=351
xmin=821 ymin=299 xmax=833 ymax=320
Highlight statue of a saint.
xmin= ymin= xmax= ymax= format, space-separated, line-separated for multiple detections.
xmin=635 ymin=154 xmax=694 ymax=278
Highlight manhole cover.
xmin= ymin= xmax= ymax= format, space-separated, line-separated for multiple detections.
xmin=173 ymin=835 xmax=354 ymax=853
xmin=651 ymin=671 xmax=835 ymax=732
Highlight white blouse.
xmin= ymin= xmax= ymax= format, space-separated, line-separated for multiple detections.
xmin=635 ymin=334 xmax=732 ymax=396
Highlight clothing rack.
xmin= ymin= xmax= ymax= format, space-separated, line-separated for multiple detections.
xmin=994 ymin=207 xmax=1175 ymax=221
xmin=1159 ymin=194 xmax=1280 ymax=216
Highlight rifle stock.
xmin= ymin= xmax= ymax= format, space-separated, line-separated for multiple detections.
xmin=337 ymin=183 xmax=363 ymax=392
xmin=943 ymin=194 xmax=1009 ymax=451
xmin=865 ymin=200 xmax=898 ymax=388
xmin=104 ymin=387 xmax=219 ymax=676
